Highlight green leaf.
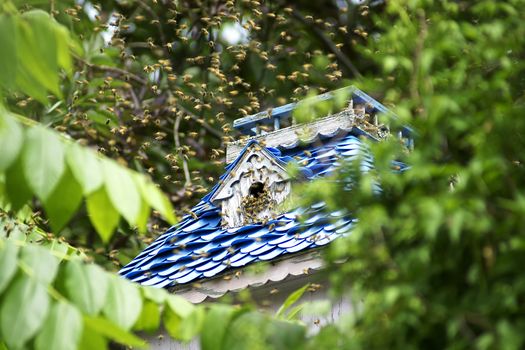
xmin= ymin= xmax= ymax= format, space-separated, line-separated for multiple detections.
xmin=0 ymin=111 xmax=23 ymax=172
xmin=133 ymin=300 xmax=161 ymax=332
xmin=221 ymin=311 xmax=268 ymax=350
xmin=164 ymin=296 xmax=202 ymax=342
xmin=285 ymin=304 xmax=305 ymax=321
xmin=78 ymin=321 xmax=108 ymax=350
xmin=136 ymin=199 xmax=151 ymax=233
xmin=266 ymin=318 xmax=306 ymax=350
xmin=166 ymin=294 xmax=194 ymax=318
xmin=15 ymin=57 xmax=49 ymax=104
xmin=0 ymin=276 xmax=50 ymax=349
xmin=163 ymin=306 xmax=185 ymax=341
xmin=0 ymin=14 xmax=17 ymax=89
xmin=66 ymin=143 xmax=103 ymax=195
xmin=43 ymin=165 xmax=83 ymax=232
xmin=19 ymin=10 xmax=60 ymax=97
xmin=86 ymin=187 xmax=120 ymax=242
xmin=222 ymin=312 xmax=306 ymax=350
xmin=201 ymin=304 xmax=244 ymax=350
xmin=102 ymin=275 xmax=142 ymax=330
xmin=35 ymin=301 xmax=83 ymax=350
xmin=142 ymin=285 xmax=168 ymax=304
xmin=23 ymin=125 xmax=65 ymax=201
xmin=135 ymin=173 xmax=176 ymax=224
xmin=20 ymin=244 xmax=60 ymax=284
xmin=0 ymin=240 xmax=19 ymax=294
xmin=102 ymin=159 xmax=141 ymax=226
xmin=5 ymin=153 xmax=32 ymax=211
xmin=83 ymin=316 xmax=147 ymax=348
xmin=62 ymin=261 xmax=109 ymax=316
xmin=180 ymin=306 xmax=205 ymax=342
xmin=54 ymin=24 xmax=72 ymax=73
xmin=276 ymin=284 xmax=309 ymax=318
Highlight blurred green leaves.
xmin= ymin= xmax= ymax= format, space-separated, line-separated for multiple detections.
xmin=0 ymin=238 xmax=217 ymax=349
xmin=0 ymin=276 xmax=50 ymax=349
xmin=0 ymin=10 xmax=75 ymax=103
xmin=34 ymin=301 xmax=83 ymax=350
xmin=0 ymin=6 xmax=176 ymax=242
xmin=0 ymin=110 xmax=176 ymax=241
xmin=1 ymin=231 xmax=306 ymax=350
xmin=294 ymin=1 xmax=525 ymax=349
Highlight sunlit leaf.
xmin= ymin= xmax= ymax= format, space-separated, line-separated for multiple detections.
xmin=86 ymin=187 xmax=120 ymax=242
xmin=78 ymin=320 xmax=108 ymax=350
xmin=0 ymin=111 xmax=23 ymax=172
xmin=22 ymin=125 xmax=65 ymax=201
xmin=0 ymin=14 xmax=17 ymax=89
xmin=0 ymin=276 xmax=50 ymax=349
xmin=35 ymin=301 xmax=83 ymax=350
xmin=276 ymin=284 xmax=309 ymax=318
xmin=142 ymin=285 xmax=168 ymax=304
xmin=66 ymin=143 xmax=103 ymax=195
xmin=133 ymin=300 xmax=161 ymax=332
xmin=163 ymin=294 xmax=202 ymax=342
xmin=102 ymin=275 xmax=142 ymax=330
xmin=135 ymin=173 xmax=176 ymax=224
xmin=54 ymin=24 xmax=73 ymax=74
xmin=19 ymin=10 xmax=60 ymax=97
xmin=62 ymin=261 xmax=109 ymax=316
xmin=0 ymin=240 xmax=18 ymax=294
xmin=44 ymin=166 xmax=84 ymax=232
xmin=166 ymin=294 xmax=194 ymax=318
xmin=83 ymin=316 xmax=147 ymax=348
xmin=102 ymin=159 xmax=141 ymax=226
xmin=20 ymin=244 xmax=60 ymax=284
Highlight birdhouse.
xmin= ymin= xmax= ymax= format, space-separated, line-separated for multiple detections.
xmin=210 ymin=141 xmax=292 ymax=228
xmin=120 ymin=86 xmax=411 ymax=301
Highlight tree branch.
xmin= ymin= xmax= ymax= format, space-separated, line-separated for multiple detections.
xmin=292 ymin=9 xmax=362 ymax=79
xmin=78 ymin=56 xmax=148 ymax=85
xmin=175 ymin=104 xmax=223 ymax=139
xmin=174 ymin=114 xmax=192 ymax=187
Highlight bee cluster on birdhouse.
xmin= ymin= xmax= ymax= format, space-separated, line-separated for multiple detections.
xmin=211 ymin=143 xmax=291 ymax=229
xmin=347 ymin=99 xmax=390 ymax=139
xmin=240 ymin=182 xmax=277 ymax=224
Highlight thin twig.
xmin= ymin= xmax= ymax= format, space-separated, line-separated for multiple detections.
xmin=136 ymin=0 xmax=169 ymax=56
xmin=129 ymin=87 xmax=141 ymax=111
xmin=174 ymin=114 xmax=192 ymax=187
xmin=91 ymin=64 xmax=147 ymax=85
xmin=176 ymin=104 xmax=223 ymax=139
xmin=76 ymin=56 xmax=148 ymax=85
xmin=410 ymin=10 xmax=428 ymax=111
xmin=292 ymin=9 xmax=362 ymax=79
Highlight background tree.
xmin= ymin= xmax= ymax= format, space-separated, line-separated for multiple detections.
xmin=299 ymin=1 xmax=525 ymax=349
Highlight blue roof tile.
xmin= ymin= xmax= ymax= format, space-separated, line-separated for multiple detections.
xmin=121 ymin=120 xmax=409 ymax=288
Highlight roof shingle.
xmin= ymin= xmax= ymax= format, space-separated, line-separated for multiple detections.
xmin=120 ymin=128 xmax=393 ymax=288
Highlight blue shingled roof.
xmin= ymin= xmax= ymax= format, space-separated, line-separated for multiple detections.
xmin=120 ymin=90 xmax=409 ymax=289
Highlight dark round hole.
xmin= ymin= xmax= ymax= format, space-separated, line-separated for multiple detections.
xmin=249 ymin=182 xmax=265 ymax=198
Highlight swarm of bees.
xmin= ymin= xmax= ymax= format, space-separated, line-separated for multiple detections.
xmin=37 ymin=0 xmax=378 ymax=255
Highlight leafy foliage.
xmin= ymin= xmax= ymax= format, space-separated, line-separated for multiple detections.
xmin=0 ymin=110 xmax=175 ymax=241
xmin=297 ymin=1 xmax=525 ymax=349
xmin=0 ymin=236 xmax=203 ymax=349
